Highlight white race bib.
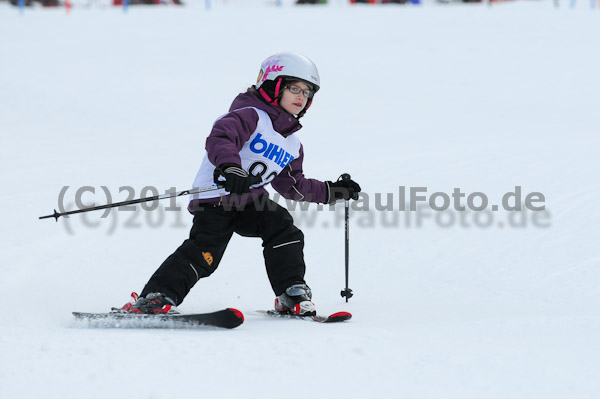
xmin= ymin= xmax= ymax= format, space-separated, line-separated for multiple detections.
xmin=191 ymin=107 xmax=301 ymax=199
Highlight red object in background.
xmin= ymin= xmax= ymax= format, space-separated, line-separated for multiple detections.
xmin=113 ymin=0 xmax=183 ymax=4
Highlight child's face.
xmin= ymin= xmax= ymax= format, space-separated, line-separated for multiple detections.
xmin=279 ymin=81 xmax=312 ymax=116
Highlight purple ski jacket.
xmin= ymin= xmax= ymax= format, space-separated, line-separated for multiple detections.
xmin=188 ymin=91 xmax=327 ymax=210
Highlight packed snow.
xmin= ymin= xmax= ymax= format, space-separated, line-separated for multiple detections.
xmin=1 ymin=1 xmax=599 ymax=398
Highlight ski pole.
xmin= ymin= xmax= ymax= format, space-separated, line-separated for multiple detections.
xmin=40 ymin=172 xmax=263 ymax=222
xmin=39 ymin=185 xmax=223 ymax=222
xmin=339 ymin=173 xmax=354 ymax=303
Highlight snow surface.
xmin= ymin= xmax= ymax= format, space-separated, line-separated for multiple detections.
xmin=1 ymin=1 xmax=599 ymax=398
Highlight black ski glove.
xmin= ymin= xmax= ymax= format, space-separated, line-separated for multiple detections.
xmin=326 ymin=175 xmax=361 ymax=204
xmin=214 ymin=163 xmax=260 ymax=195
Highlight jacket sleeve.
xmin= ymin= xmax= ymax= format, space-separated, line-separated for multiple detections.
xmin=271 ymin=144 xmax=328 ymax=204
xmin=206 ymin=108 xmax=259 ymax=167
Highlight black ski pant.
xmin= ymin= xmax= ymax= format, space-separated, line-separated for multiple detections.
xmin=140 ymin=197 xmax=306 ymax=305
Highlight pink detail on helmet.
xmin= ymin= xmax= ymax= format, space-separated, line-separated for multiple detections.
xmin=274 ymin=78 xmax=282 ymax=98
xmin=262 ymin=65 xmax=284 ymax=82
xmin=259 ymin=88 xmax=272 ymax=103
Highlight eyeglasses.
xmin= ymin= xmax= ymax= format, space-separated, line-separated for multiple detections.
xmin=285 ymin=85 xmax=314 ymax=99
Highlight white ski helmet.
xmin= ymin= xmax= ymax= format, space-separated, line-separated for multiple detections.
xmin=255 ymin=52 xmax=320 ymax=93
xmin=254 ymin=52 xmax=320 ymax=118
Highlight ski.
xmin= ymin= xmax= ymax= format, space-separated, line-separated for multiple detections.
xmin=72 ymin=308 xmax=244 ymax=329
xmin=257 ymin=310 xmax=352 ymax=323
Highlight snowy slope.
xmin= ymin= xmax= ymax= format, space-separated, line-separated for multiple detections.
xmin=1 ymin=2 xmax=599 ymax=398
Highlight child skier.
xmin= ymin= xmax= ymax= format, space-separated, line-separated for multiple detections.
xmin=126 ymin=52 xmax=361 ymax=316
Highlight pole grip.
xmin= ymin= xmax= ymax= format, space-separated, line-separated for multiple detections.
xmin=340 ymin=173 xmax=351 ymax=182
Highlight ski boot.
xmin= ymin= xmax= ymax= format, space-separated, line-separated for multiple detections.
xmin=274 ymin=284 xmax=316 ymax=316
xmin=122 ymin=292 xmax=180 ymax=315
